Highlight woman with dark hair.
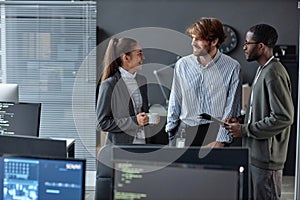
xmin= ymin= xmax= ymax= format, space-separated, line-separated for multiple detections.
xmin=96 ymin=37 xmax=153 ymax=145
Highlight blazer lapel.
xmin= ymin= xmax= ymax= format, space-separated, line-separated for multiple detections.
xmin=115 ymin=72 xmax=136 ymax=116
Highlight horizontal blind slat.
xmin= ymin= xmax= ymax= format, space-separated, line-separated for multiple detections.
xmin=1 ymin=1 xmax=97 ymax=171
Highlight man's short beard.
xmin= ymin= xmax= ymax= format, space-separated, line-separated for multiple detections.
xmin=193 ymin=49 xmax=209 ymax=57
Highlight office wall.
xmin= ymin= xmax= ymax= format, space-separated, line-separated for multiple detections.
xmin=96 ymin=0 xmax=300 ymax=83
xmin=96 ymin=0 xmax=300 ymax=175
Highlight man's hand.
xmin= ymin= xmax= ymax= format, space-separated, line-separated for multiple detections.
xmin=223 ymin=116 xmax=243 ymax=138
xmin=224 ymin=115 xmax=244 ymax=124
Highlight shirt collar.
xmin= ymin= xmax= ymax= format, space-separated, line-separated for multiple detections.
xmin=119 ymin=67 xmax=137 ymax=79
xmin=193 ymin=50 xmax=222 ymax=68
xmin=261 ymin=56 xmax=275 ymax=68
xmin=209 ymin=50 xmax=221 ymax=67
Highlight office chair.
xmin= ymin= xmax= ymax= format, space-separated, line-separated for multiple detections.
xmin=95 ymin=145 xmax=113 ymax=200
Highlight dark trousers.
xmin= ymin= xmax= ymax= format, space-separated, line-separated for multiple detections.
xmin=168 ymin=121 xmax=219 ymax=147
xmin=250 ymin=165 xmax=282 ymax=200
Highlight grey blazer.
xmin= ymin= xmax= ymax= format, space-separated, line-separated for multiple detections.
xmin=96 ymin=70 xmax=151 ymax=144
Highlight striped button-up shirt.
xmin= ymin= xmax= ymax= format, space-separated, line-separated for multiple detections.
xmin=166 ymin=50 xmax=242 ymax=142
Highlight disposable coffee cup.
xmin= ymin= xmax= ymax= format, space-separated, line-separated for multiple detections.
xmin=146 ymin=113 xmax=159 ymax=124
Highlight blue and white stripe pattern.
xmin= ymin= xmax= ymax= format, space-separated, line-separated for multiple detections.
xmin=166 ymin=50 xmax=242 ymax=142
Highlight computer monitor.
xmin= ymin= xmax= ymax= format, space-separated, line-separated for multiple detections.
xmin=0 ymin=155 xmax=86 ymax=200
xmin=0 ymin=102 xmax=41 ymax=137
xmin=112 ymin=146 xmax=249 ymax=200
xmin=0 ymin=135 xmax=67 ymax=158
xmin=114 ymin=160 xmax=242 ymax=200
xmin=0 ymin=84 xmax=19 ymax=103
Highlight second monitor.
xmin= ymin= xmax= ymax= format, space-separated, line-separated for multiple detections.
xmin=0 ymin=102 xmax=41 ymax=137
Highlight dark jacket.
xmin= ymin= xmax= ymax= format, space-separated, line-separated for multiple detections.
xmin=241 ymin=59 xmax=294 ymax=170
xmin=96 ymin=70 xmax=151 ymax=144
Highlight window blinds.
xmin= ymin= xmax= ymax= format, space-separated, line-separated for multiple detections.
xmin=0 ymin=1 xmax=97 ymax=171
